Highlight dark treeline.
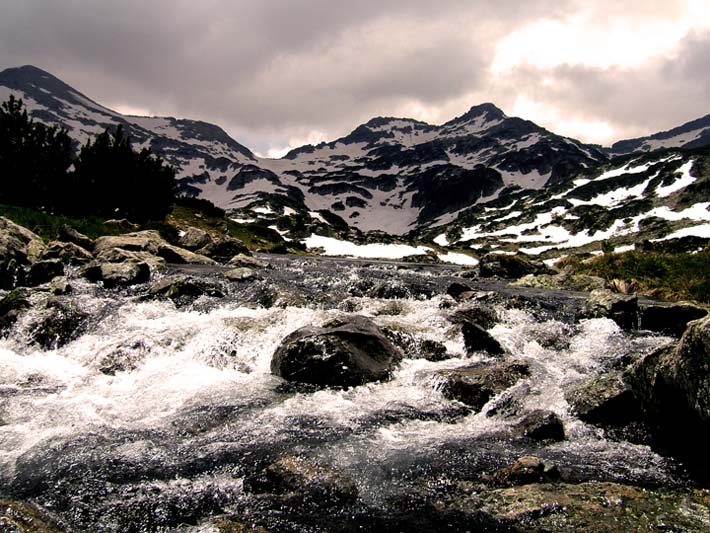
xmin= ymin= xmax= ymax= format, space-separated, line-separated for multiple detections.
xmin=0 ymin=95 xmax=176 ymax=222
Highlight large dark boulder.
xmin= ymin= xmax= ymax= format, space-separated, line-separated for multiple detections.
xmin=581 ymin=289 xmax=638 ymax=330
xmin=0 ymin=287 xmax=34 ymax=333
xmin=196 ymin=236 xmax=250 ymax=262
xmin=28 ymin=298 xmax=89 ymax=349
xmin=435 ymin=360 xmax=530 ymax=411
xmin=639 ymin=302 xmax=707 ymax=337
xmin=479 ymin=254 xmax=551 ymax=279
xmin=271 ymin=315 xmax=403 ymax=387
xmin=27 ymin=259 xmax=64 ymax=286
xmin=462 ymin=321 xmax=506 ymax=356
xmin=147 ymin=275 xmax=224 ymax=304
xmin=512 ymin=410 xmax=565 ymax=441
xmin=40 ymin=241 xmax=94 ymax=265
xmin=82 ymin=262 xmax=151 ymax=288
xmin=565 ymin=373 xmax=642 ymax=426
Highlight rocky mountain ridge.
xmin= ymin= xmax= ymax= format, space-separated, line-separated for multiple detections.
xmin=1 ymin=65 xmax=709 ymax=257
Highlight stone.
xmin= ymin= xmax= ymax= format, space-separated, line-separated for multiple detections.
xmin=446 ymin=281 xmax=474 ymax=301
xmin=512 ymin=410 xmax=565 ymax=441
xmin=82 ymin=262 xmax=151 ymax=288
xmin=639 ymin=302 xmax=707 ymax=337
xmin=479 ymin=253 xmax=551 ymax=279
xmin=28 ymin=298 xmax=89 ymax=350
xmin=462 ymin=321 xmax=506 ymax=356
xmin=0 ymin=287 xmax=33 ymax=333
xmin=448 ymin=303 xmax=499 ymax=329
xmin=435 ymin=361 xmax=530 ymax=411
xmin=94 ymin=247 xmax=166 ymax=269
xmin=223 ymin=267 xmax=258 ymax=282
xmin=156 ymin=244 xmax=216 ymax=265
xmin=196 ymin=236 xmax=250 ymax=262
xmin=148 ymin=276 xmax=224 ymax=302
xmin=103 ymin=218 xmax=140 ymax=231
xmin=48 ymin=276 xmax=72 ymax=296
xmin=243 ymin=455 xmax=358 ymax=504
xmin=59 ymin=224 xmax=94 ymax=250
xmin=581 ymin=289 xmax=638 ymax=330
xmin=565 ymin=373 xmax=642 ymax=426
xmin=0 ymin=216 xmax=45 ymax=288
xmin=487 ymin=456 xmax=558 ymax=487
xmin=0 ymin=499 xmax=64 ymax=532
xmin=227 ymin=253 xmax=268 ymax=269
xmin=40 ymin=241 xmax=94 ymax=265
xmin=176 ymin=226 xmax=213 ymax=250
xmin=27 ymin=259 xmax=64 ymax=286
xmin=271 ymin=315 xmax=403 ymax=387
xmin=93 ymin=230 xmax=165 ymax=256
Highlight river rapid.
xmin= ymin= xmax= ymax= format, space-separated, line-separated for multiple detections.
xmin=0 ymin=255 xmax=699 ymax=531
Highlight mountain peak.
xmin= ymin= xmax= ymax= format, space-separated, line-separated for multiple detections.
xmin=447 ymin=102 xmax=507 ymax=125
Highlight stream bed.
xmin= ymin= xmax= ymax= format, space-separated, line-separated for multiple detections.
xmin=0 ymin=255 xmax=708 ymax=532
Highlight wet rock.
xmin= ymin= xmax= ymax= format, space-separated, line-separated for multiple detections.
xmin=82 ymin=261 xmax=151 ymax=288
xmin=59 ymin=224 xmax=93 ymax=250
xmin=487 ymin=456 xmax=559 ymax=487
xmin=639 ymin=302 xmax=707 ymax=337
xmin=0 ymin=499 xmax=64 ymax=532
xmin=512 ymin=410 xmax=565 ymax=441
xmin=472 ymin=482 xmax=710 ymax=532
xmin=0 ymin=287 xmax=34 ymax=333
xmin=48 ymin=276 xmax=72 ymax=296
xmin=435 ymin=360 xmax=530 ymax=411
xmin=196 ymin=236 xmax=250 ymax=262
xmin=462 ymin=321 xmax=506 ymax=356
xmin=223 ymin=267 xmax=258 ymax=282
xmin=98 ymin=341 xmax=150 ymax=375
xmin=271 ymin=315 xmax=403 ymax=387
xmin=369 ymin=279 xmax=411 ymax=299
xmin=176 ymin=226 xmax=213 ymax=250
xmin=40 ymin=240 xmax=94 ymax=265
xmin=0 ymin=216 xmax=45 ymax=289
xmin=446 ymin=281 xmax=474 ymax=301
xmin=448 ymin=303 xmax=499 ymax=329
xmin=581 ymin=289 xmax=638 ymax=330
xmin=93 ymin=230 xmax=164 ymax=256
xmin=479 ymin=253 xmax=552 ymax=279
xmin=565 ymin=373 xmax=642 ymax=426
xmin=27 ymin=259 xmax=64 ymax=286
xmin=29 ymin=298 xmax=89 ymax=350
xmin=627 ymin=317 xmax=710 ymax=437
xmin=148 ymin=276 xmax=224 ymax=302
xmin=94 ymin=247 xmax=166 ymax=269
xmin=227 ymin=253 xmax=268 ymax=269
xmin=384 ymin=329 xmax=451 ymax=361
xmin=243 ymin=455 xmax=358 ymax=504
xmin=156 ymin=244 xmax=216 ymax=265
xmin=419 ymin=339 xmax=450 ymax=361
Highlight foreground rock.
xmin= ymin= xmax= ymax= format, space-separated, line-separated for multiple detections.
xmin=639 ymin=302 xmax=707 ymax=337
xmin=28 ymin=298 xmax=89 ymax=350
xmin=196 ymin=235 xmax=250 ymax=262
xmin=468 ymin=482 xmax=710 ymax=532
xmin=271 ymin=315 xmax=403 ymax=387
xmin=0 ymin=499 xmax=64 ymax=532
xmin=565 ymin=373 xmax=642 ymax=427
xmin=243 ymin=455 xmax=358 ymax=505
xmin=82 ymin=262 xmax=151 ymax=288
xmin=581 ymin=289 xmax=638 ymax=330
xmin=0 ymin=216 xmax=46 ymax=289
xmin=462 ymin=321 xmax=506 ymax=356
xmin=626 ymin=317 xmax=710 ymax=454
xmin=40 ymin=241 xmax=94 ymax=265
xmin=435 ymin=361 xmax=530 ymax=411
xmin=148 ymin=276 xmax=224 ymax=303
xmin=479 ymin=253 xmax=552 ymax=279
xmin=94 ymin=230 xmax=215 ymax=265
xmin=512 ymin=410 xmax=565 ymax=441
xmin=0 ymin=287 xmax=33 ymax=333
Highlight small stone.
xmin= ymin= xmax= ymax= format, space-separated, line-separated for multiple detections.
xmin=223 ymin=267 xmax=258 ymax=282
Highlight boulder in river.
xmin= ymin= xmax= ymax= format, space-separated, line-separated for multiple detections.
xmin=581 ymin=289 xmax=638 ymax=330
xmin=639 ymin=302 xmax=707 ymax=337
xmin=479 ymin=253 xmax=552 ymax=279
xmin=82 ymin=262 xmax=151 ymax=288
xmin=27 ymin=259 xmax=64 ymax=286
xmin=29 ymin=297 xmax=89 ymax=350
xmin=223 ymin=267 xmax=258 ymax=282
xmin=196 ymin=235 xmax=250 ymax=262
xmin=243 ymin=455 xmax=358 ymax=504
xmin=148 ymin=276 xmax=224 ymax=302
xmin=271 ymin=315 xmax=403 ymax=387
xmin=227 ymin=253 xmax=268 ymax=269
xmin=435 ymin=360 xmax=530 ymax=411
xmin=176 ymin=226 xmax=213 ymax=251
xmin=486 ymin=456 xmax=559 ymax=487
xmin=40 ymin=241 xmax=94 ymax=265
xmin=462 ymin=321 xmax=506 ymax=356
xmin=565 ymin=373 xmax=642 ymax=427
xmin=512 ymin=410 xmax=565 ymax=441
xmin=0 ymin=287 xmax=33 ymax=333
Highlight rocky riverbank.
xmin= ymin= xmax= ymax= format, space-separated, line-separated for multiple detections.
xmin=1 ymin=217 xmax=710 ymax=532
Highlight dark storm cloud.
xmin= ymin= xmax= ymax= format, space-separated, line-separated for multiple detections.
xmin=0 ymin=0 xmax=706 ymax=151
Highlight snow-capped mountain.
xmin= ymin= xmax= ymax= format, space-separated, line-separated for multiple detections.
xmin=1 ymin=64 xmax=709 ymax=249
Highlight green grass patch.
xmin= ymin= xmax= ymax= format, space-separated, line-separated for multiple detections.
xmin=0 ymin=204 xmax=121 ymax=241
xmin=562 ymin=249 xmax=710 ymax=303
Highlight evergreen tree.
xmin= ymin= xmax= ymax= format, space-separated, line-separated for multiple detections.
xmin=0 ymin=95 xmax=72 ymax=209
xmin=72 ymin=124 xmax=176 ymax=221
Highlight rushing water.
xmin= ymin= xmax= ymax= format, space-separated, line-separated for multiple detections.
xmin=0 ymin=256 xmax=687 ymax=531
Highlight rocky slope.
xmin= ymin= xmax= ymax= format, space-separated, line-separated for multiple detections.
xmin=2 ymin=65 xmax=709 ymax=258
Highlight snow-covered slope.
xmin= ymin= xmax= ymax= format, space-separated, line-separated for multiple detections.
xmin=612 ymin=114 xmax=710 ymax=154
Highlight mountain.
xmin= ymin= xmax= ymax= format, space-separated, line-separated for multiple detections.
xmin=612 ymin=114 xmax=710 ymax=154
xmin=1 ymin=65 xmax=607 ymax=235
xmin=1 ymin=64 xmax=709 ymax=252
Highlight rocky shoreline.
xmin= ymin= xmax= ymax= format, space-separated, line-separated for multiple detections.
xmin=1 ymin=216 xmax=710 ymax=532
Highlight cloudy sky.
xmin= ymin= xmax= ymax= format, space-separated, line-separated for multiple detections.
xmin=1 ymin=0 xmax=709 ymax=157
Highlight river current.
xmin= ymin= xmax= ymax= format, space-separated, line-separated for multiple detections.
xmin=0 ymin=256 xmax=688 ymax=531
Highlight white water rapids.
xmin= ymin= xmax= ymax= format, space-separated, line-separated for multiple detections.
xmin=0 ymin=257 xmax=683 ymax=531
